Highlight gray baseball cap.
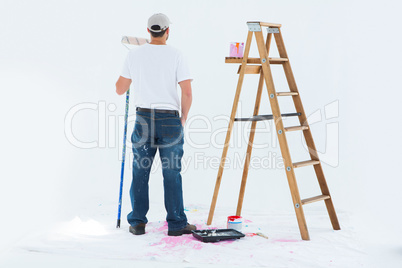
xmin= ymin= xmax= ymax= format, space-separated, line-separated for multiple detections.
xmin=148 ymin=13 xmax=171 ymax=32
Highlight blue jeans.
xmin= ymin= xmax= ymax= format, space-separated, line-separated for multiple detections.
xmin=127 ymin=110 xmax=188 ymax=231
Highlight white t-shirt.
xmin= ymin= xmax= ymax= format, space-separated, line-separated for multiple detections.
xmin=121 ymin=43 xmax=193 ymax=111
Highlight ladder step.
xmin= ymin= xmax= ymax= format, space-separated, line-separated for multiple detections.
xmin=225 ymin=57 xmax=288 ymax=64
xmin=276 ymin=92 xmax=298 ymax=96
xmin=293 ymin=160 xmax=320 ymax=168
xmin=269 ymin=58 xmax=288 ymax=64
xmin=235 ymin=112 xmax=301 ymax=122
xmin=284 ymin=125 xmax=309 ymax=132
xmin=301 ymin=195 xmax=330 ymax=205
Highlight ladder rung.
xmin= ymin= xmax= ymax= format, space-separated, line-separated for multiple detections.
xmin=284 ymin=125 xmax=309 ymax=132
xmin=235 ymin=112 xmax=301 ymax=122
xmin=269 ymin=58 xmax=288 ymax=64
xmin=276 ymin=92 xmax=298 ymax=96
xmin=225 ymin=57 xmax=288 ymax=64
xmin=293 ymin=160 xmax=320 ymax=168
xmin=301 ymin=195 xmax=330 ymax=205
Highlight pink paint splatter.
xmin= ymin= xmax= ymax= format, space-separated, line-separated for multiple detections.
xmin=153 ymin=221 xmax=168 ymax=232
xmin=244 ymin=219 xmax=253 ymax=223
xmin=151 ymin=236 xmax=203 ymax=250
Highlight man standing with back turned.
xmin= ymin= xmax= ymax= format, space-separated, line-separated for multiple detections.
xmin=115 ymin=13 xmax=196 ymax=236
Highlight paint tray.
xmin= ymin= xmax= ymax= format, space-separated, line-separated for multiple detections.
xmin=192 ymin=229 xmax=245 ymax=243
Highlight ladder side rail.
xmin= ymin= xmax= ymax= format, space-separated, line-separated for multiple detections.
xmin=254 ymin=30 xmax=310 ymax=240
xmin=207 ymin=30 xmax=254 ymax=226
xmin=236 ymin=69 xmax=264 ymax=216
xmin=274 ymin=29 xmax=341 ymax=231
xmin=236 ymin=32 xmax=273 ymax=216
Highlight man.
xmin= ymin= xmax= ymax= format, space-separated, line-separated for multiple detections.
xmin=115 ymin=13 xmax=196 ymax=236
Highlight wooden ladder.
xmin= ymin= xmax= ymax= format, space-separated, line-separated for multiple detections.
xmin=206 ymin=21 xmax=340 ymax=240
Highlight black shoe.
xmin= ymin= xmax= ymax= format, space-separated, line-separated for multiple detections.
xmin=129 ymin=223 xmax=146 ymax=235
xmin=167 ymin=223 xmax=197 ymax=236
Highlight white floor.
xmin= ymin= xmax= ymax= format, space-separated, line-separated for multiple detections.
xmin=2 ymin=203 xmax=394 ymax=268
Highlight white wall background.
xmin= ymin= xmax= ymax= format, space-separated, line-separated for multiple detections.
xmin=1 ymin=0 xmax=402 ymax=258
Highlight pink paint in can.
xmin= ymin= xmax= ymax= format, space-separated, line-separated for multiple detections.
xmin=229 ymin=42 xmax=244 ymax=57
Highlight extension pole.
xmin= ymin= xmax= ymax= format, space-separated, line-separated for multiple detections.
xmin=116 ymin=89 xmax=130 ymax=228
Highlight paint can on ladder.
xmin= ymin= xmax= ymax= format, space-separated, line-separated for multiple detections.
xmin=227 ymin=216 xmax=243 ymax=231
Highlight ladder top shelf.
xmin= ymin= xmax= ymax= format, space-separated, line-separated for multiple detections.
xmin=225 ymin=57 xmax=288 ymax=64
xmin=247 ymin=21 xmax=282 ymax=28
